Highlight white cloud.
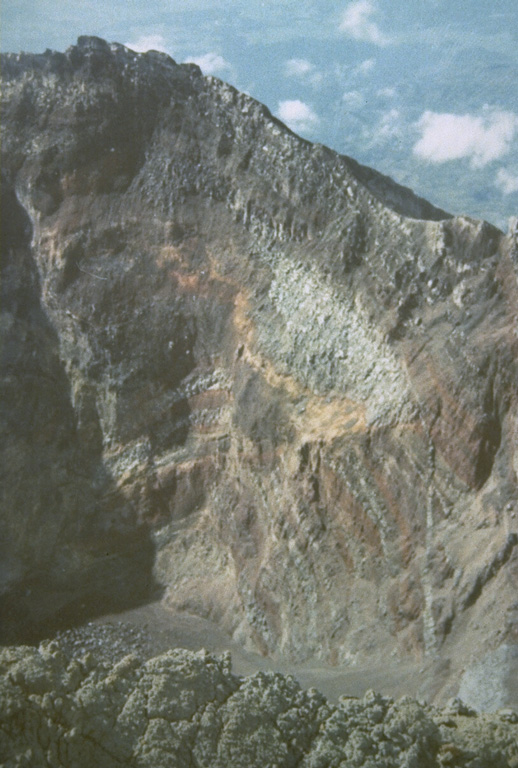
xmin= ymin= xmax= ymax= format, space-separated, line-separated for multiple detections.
xmin=339 ymin=1 xmax=391 ymax=46
xmin=285 ymin=58 xmax=313 ymax=77
xmin=413 ymin=109 xmax=518 ymax=168
xmin=495 ymin=168 xmax=518 ymax=195
xmin=363 ymin=109 xmax=405 ymax=149
xmin=184 ymin=52 xmax=231 ymax=75
xmin=277 ymin=100 xmax=320 ymax=133
xmin=378 ymin=86 xmax=396 ymax=98
xmin=356 ymin=58 xmax=376 ymax=75
xmin=378 ymin=108 xmax=402 ymax=138
xmin=124 ymin=34 xmax=169 ymax=54
xmin=342 ymin=90 xmax=366 ymax=109
xmin=284 ymin=58 xmax=323 ymax=86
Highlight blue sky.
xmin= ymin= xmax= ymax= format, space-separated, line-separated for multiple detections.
xmin=3 ymin=1 xmax=518 ymax=228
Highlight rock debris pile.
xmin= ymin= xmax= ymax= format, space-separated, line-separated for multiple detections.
xmin=1 ymin=641 xmax=517 ymax=768
xmin=50 ymin=622 xmax=154 ymax=665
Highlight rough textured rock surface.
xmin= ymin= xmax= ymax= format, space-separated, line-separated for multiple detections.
xmin=1 ymin=643 xmax=517 ymax=768
xmin=1 ymin=37 xmax=518 ymax=705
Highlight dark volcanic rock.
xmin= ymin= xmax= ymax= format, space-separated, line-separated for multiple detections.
xmin=1 ymin=37 xmax=517 ymax=705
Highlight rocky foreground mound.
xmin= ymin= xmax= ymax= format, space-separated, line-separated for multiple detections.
xmin=1 ymin=642 xmax=517 ymax=768
xmin=1 ymin=35 xmax=518 ymax=704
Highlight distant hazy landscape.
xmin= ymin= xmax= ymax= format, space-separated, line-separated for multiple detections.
xmin=3 ymin=0 xmax=517 ymax=229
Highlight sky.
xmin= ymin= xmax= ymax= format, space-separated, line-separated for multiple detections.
xmin=2 ymin=0 xmax=518 ymax=229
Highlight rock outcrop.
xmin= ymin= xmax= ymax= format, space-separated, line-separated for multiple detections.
xmin=1 ymin=642 xmax=517 ymax=768
xmin=1 ymin=37 xmax=517 ymax=704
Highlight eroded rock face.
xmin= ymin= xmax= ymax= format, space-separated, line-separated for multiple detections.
xmin=1 ymin=643 xmax=517 ymax=768
xmin=1 ymin=37 xmax=518 ymax=690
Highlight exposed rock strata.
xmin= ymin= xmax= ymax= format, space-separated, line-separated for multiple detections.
xmin=1 ymin=37 xmax=518 ymax=702
xmin=1 ymin=643 xmax=517 ymax=768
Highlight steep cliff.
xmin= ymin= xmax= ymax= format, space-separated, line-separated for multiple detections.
xmin=1 ymin=37 xmax=517 ymax=700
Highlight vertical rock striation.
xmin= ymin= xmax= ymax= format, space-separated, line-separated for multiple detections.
xmin=1 ymin=37 xmax=517 ymax=696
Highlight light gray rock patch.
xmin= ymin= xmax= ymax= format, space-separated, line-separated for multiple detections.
xmin=459 ymin=644 xmax=518 ymax=713
xmin=257 ymin=255 xmax=413 ymax=425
